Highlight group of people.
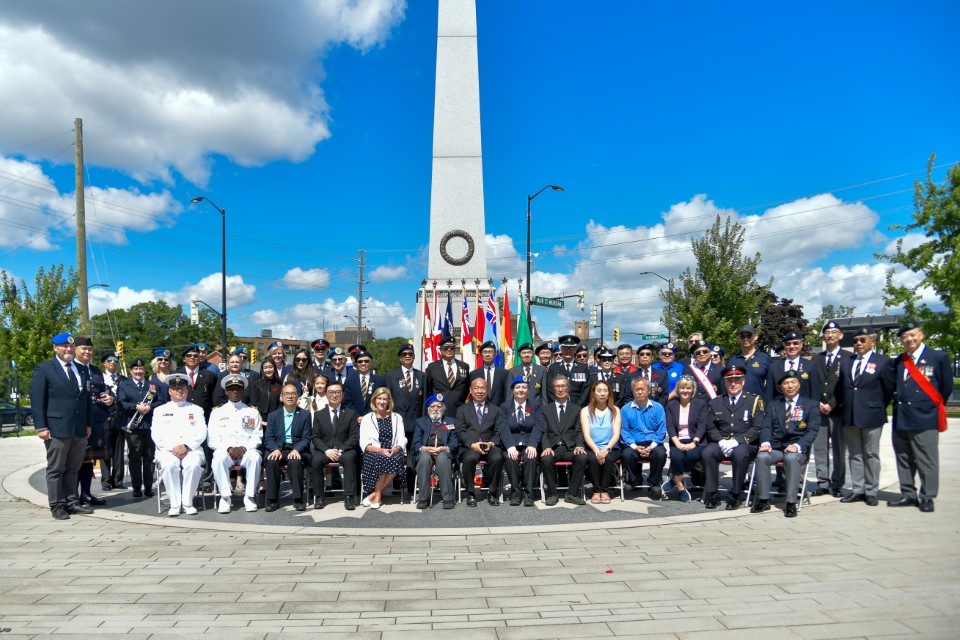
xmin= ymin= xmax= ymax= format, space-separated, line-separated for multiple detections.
xmin=31 ymin=317 xmax=951 ymax=520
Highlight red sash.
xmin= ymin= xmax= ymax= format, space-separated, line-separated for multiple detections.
xmin=690 ymin=366 xmax=717 ymax=400
xmin=903 ymin=355 xmax=947 ymax=432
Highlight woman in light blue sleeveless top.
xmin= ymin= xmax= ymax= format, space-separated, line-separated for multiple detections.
xmin=580 ymin=380 xmax=621 ymax=503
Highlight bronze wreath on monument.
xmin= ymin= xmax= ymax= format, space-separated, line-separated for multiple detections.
xmin=439 ymin=229 xmax=475 ymax=266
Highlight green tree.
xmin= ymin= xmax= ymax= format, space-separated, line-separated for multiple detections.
xmin=660 ymin=214 xmax=772 ymax=356
xmin=804 ymin=303 xmax=856 ymax=346
xmin=757 ymin=293 xmax=810 ymax=354
xmin=0 ymin=265 xmax=79 ymax=390
xmin=878 ymin=155 xmax=960 ymax=355
xmin=366 ymin=337 xmax=410 ymax=374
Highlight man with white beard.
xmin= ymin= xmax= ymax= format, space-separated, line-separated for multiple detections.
xmin=411 ymin=395 xmax=459 ymax=509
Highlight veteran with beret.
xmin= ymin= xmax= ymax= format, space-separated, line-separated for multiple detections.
xmin=412 ymin=394 xmax=459 ymax=509
xmin=506 ymin=342 xmax=547 ymax=405
xmin=497 ymin=376 xmax=542 ymax=506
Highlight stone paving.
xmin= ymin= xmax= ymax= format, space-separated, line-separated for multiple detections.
xmin=0 ymin=424 xmax=958 ymax=638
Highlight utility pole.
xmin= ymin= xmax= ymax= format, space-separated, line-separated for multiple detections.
xmin=75 ymin=117 xmax=89 ymax=331
xmin=356 ymin=250 xmax=367 ymax=344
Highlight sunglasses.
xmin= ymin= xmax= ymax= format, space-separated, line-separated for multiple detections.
xmin=294 ymin=358 xmax=308 ymax=363
xmin=660 ymin=351 xmax=674 ymax=356
xmin=183 ymin=353 xmax=199 ymax=359
xmin=853 ymin=337 xmax=870 ymax=343
xmin=357 ymin=359 xmax=372 ymax=365
xmin=155 ymin=357 xmax=169 ymax=362
xmin=105 ymin=357 xmax=119 ymax=363
xmin=694 ymin=349 xmax=710 ymax=356
xmin=738 ymin=333 xmax=753 ymax=340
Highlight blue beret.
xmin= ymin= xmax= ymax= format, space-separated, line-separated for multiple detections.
xmin=425 ymin=394 xmax=445 ymax=408
xmin=195 ymin=342 xmax=208 ymax=350
xmin=268 ymin=341 xmax=283 ymax=350
xmin=154 ymin=349 xmax=172 ymax=358
xmin=52 ymin=333 xmax=74 ymax=345
xmin=663 ymin=342 xmax=678 ymax=353
xmin=710 ymin=344 xmax=725 ymax=357
xmin=231 ymin=347 xmax=246 ymax=355
xmin=510 ymin=375 xmax=528 ymax=388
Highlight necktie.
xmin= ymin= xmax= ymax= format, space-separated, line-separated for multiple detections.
xmin=786 ymin=401 xmax=794 ymax=417
xmin=642 ymin=369 xmax=648 ymax=380
xmin=558 ymin=403 xmax=565 ymax=420
xmin=524 ymin=366 xmax=530 ymax=380
xmin=360 ymin=375 xmax=368 ymax=398
xmin=447 ymin=363 xmax=455 ymax=387
xmin=855 ymin=357 xmax=864 ymax=379
xmin=337 ymin=373 xmax=343 ymax=384
xmin=332 ymin=408 xmax=339 ymax=425
xmin=486 ymin=367 xmax=492 ymax=388
xmin=405 ymin=369 xmax=412 ymax=392
xmin=189 ymin=369 xmax=195 ymax=388
xmin=517 ymin=405 xmax=524 ymax=423
xmin=730 ymin=396 xmax=736 ymax=408
xmin=825 ymin=352 xmax=833 ymax=368
xmin=66 ymin=364 xmax=80 ymax=392
xmin=566 ymin=363 xmax=572 ymax=374
xmin=476 ymin=404 xmax=483 ymax=423
xmin=788 ymin=361 xmax=795 ymax=371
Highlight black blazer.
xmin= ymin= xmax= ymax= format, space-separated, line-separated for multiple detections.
xmin=117 ymin=376 xmax=168 ymax=430
xmin=545 ymin=361 xmax=591 ymax=406
xmin=424 ymin=358 xmax=471 ymax=416
xmin=496 ymin=400 xmax=543 ymax=450
xmin=384 ymin=366 xmax=426 ymax=433
xmin=455 ymin=400 xmax=501 ymax=449
xmin=760 ymin=396 xmax=821 ymax=452
xmin=311 ymin=404 xmax=359 ymax=452
xmin=536 ymin=399 xmax=585 ymax=450
xmin=265 ymin=406 xmax=312 ymax=455
xmin=682 ymin=363 xmax=722 ymax=401
xmin=469 ymin=366 xmax=510 ymax=407
xmin=893 ymin=345 xmax=954 ymax=431
xmin=31 ymin=358 xmax=92 ymax=438
xmin=175 ymin=366 xmax=218 ymax=420
xmin=354 ymin=372 xmax=387 ymax=415
xmin=766 ymin=358 xmax=820 ymax=404
xmin=250 ymin=377 xmax=282 ymax=421
xmin=505 ymin=364 xmax=547 ymax=405
xmin=664 ymin=398 xmax=710 ymax=442
xmin=815 ymin=349 xmax=846 ymax=410
xmin=707 ymin=392 xmax=765 ymax=444
xmin=621 ymin=368 xmax=671 ymax=406
xmin=411 ymin=415 xmax=459 ymax=462
xmin=837 ymin=352 xmax=894 ymax=429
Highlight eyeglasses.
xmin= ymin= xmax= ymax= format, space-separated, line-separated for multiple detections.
xmin=853 ymin=337 xmax=870 ymax=343
xmin=711 ymin=353 xmax=722 ymax=359
xmin=105 ymin=357 xmax=119 ymax=363
xmin=327 ymin=390 xmax=343 ymax=396
xmin=659 ymin=351 xmax=674 ymax=357
xmin=281 ymin=392 xmax=299 ymax=397
xmin=294 ymin=358 xmax=308 ymax=363
xmin=738 ymin=334 xmax=753 ymax=340
xmin=183 ymin=353 xmax=199 ymax=359
xmin=441 ymin=346 xmax=455 ymax=351
xmin=638 ymin=352 xmax=653 ymax=357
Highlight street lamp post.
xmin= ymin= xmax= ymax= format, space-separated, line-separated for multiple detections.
xmin=189 ymin=196 xmax=228 ymax=361
xmin=526 ymin=185 xmax=563 ymax=333
xmin=639 ymin=271 xmax=674 ymax=342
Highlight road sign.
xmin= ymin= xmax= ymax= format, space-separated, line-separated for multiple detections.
xmin=532 ymin=296 xmax=564 ymax=309
xmin=643 ymin=333 xmax=668 ymax=340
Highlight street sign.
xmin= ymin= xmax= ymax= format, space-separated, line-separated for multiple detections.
xmin=642 ymin=333 xmax=668 ymax=340
xmin=532 ymin=296 xmax=564 ymax=309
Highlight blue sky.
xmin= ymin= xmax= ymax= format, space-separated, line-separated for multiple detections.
xmin=1 ymin=0 xmax=958 ymax=346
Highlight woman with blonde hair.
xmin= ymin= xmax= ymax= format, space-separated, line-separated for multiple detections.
xmin=581 ymin=380 xmax=621 ymax=504
xmin=359 ymin=387 xmax=407 ymax=509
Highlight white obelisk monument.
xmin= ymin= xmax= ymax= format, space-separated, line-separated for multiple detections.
xmin=415 ymin=0 xmax=490 ymax=368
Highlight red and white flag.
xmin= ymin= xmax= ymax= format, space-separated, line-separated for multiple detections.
xmin=421 ymin=290 xmax=435 ymax=364
xmin=460 ymin=288 xmax=474 ymax=367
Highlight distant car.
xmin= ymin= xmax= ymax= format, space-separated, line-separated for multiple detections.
xmin=0 ymin=402 xmax=32 ymax=428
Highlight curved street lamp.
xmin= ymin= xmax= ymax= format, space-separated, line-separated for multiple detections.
xmin=526 ymin=185 xmax=563 ymax=333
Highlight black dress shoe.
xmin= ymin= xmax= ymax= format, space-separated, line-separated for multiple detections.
xmin=442 ymin=501 xmax=455 ymax=510
xmin=144 ymin=489 xmax=155 ymax=498
xmin=830 ymin=487 xmax=843 ymax=498
xmin=344 ymin=496 xmax=356 ymax=511
xmin=80 ymin=493 xmax=107 ymax=506
xmin=751 ymin=499 xmax=770 ymax=513
xmin=466 ymin=494 xmax=478 ymax=507
xmin=785 ymin=502 xmax=798 ymax=518
xmin=564 ymin=494 xmax=585 ymax=506
xmin=840 ymin=493 xmax=864 ymax=503
xmin=416 ymin=500 xmax=430 ymax=510
xmin=523 ymin=496 xmax=535 ymax=507
xmin=864 ymin=496 xmax=879 ymax=506
xmin=265 ymin=501 xmax=279 ymax=513
xmin=488 ymin=495 xmax=500 ymax=506
xmin=313 ymin=497 xmax=326 ymax=510
xmin=725 ymin=494 xmax=742 ymax=510
xmin=132 ymin=490 xmax=143 ymax=498
xmin=294 ymin=501 xmax=306 ymax=511
xmin=112 ymin=482 xmax=126 ymax=490
xmin=703 ymin=492 xmax=720 ymax=509
xmin=51 ymin=506 xmax=70 ymax=520
xmin=509 ymin=494 xmax=522 ymax=506
xmin=887 ymin=496 xmax=918 ymax=507
xmin=545 ymin=495 xmax=558 ymax=506
xmin=811 ymin=487 xmax=829 ymax=497
xmin=918 ymin=498 xmax=935 ymax=513
xmin=66 ymin=504 xmax=94 ymax=515
xmin=101 ymin=482 xmax=113 ymax=492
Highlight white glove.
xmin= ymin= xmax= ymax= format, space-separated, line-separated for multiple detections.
xmin=719 ymin=438 xmax=738 ymax=456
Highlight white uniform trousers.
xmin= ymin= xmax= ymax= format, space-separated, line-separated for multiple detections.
xmin=212 ymin=448 xmax=262 ymax=499
xmin=156 ymin=449 xmax=205 ymax=509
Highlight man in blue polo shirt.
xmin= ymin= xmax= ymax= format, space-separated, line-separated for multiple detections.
xmin=620 ymin=377 xmax=668 ymax=500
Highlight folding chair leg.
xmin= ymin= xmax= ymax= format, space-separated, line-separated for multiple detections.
xmin=797 ymin=457 xmax=813 ymax=512
xmin=745 ymin=461 xmax=756 ymax=507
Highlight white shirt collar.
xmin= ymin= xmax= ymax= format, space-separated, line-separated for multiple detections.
xmin=910 ymin=344 xmax=926 ymax=361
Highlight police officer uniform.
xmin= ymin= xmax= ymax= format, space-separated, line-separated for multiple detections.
xmin=151 ymin=374 xmax=207 ymax=516
xmin=702 ymin=365 xmax=765 ymax=509
xmin=208 ymin=375 xmax=263 ymax=513
xmin=545 ymin=335 xmax=591 ymax=406
xmin=588 ymin=347 xmax=629 ymax=406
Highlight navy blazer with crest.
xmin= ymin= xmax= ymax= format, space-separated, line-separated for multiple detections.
xmin=411 ymin=415 xmax=459 ymax=463
xmin=385 ymin=366 xmax=426 ymax=433
xmin=837 ymin=351 xmax=894 ymax=429
xmin=760 ymin=395 xmax=821 ymax=452
xmin=496 ymin=399 xmax=543 ymax=450
xmin=892 ymin=345 xmax=953 ymax=432
xmin=31 ymin=357 xmax=92 ymax=438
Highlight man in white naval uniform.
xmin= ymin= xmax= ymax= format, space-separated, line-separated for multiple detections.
xmin=151 ymin=374 xmax=207 ymax=517
xmin=209 ymin=374 xmax=263 ymax=513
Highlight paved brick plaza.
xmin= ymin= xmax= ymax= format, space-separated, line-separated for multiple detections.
xmin=0 ymin=425 xmax=957 ymax=638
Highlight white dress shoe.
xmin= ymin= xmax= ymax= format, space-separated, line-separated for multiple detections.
xmin=168 ymin=507 xmax=181 ymax=517
xmin=218 ymin=498 xmax=231 ymax=514
xmin=183 ymin=506 xmax=198 ymax=515
xmin=244 ymin=496 xmax=258 ymax=512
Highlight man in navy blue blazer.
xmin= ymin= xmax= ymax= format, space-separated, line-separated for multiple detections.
xmin=264 ymin=383 xmax=313 ymax=512
xmin=888 ymin=321 xmax=954 ymax=513
xmin=31 ymin=333 xmax=94 ymax=520
xmin=412 ymin=394 xmax=459 ymax=509
xmin=496 ymin=376 xmax=542 ymax=507
xmin=752 ymin=370 xmax=821 ymax=517
xmin=326 ymin=348 xmax=364 ymax=414
xmin=837 ymin=328 xmax=895 ymax=506
xmin=353 ymin=350 xmax=386 ymax=416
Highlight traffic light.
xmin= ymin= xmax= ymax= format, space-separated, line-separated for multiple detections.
xmin=116 ymin=340 xmax=124 ymax=359
xmin=613 ymin=328 xmax=620 ymax=342
xmin=590 ymin=305 xmax=598 ymax=326
xmin=577 ymin=289 xmax=585 ymax=311
xmin=250 ymin=348 xmax=257 ymax=365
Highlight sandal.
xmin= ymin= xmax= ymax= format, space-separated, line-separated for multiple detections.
xmin=591 ymin=493 xmax=602 ymax=504
xmin=601 ymin=492 xmax=612 ymax=504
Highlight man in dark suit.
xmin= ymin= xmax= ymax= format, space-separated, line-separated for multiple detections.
xmin=99 ymin=351 xmax=125 ymax=491
xmin=455 ymin=378 xmax=503 ymax=507
xmin=537 ymin=375 xmax=588 ymax=506
xmin=682 ymin=339 xmax=722 ymax=402
xmin=425 ymin=336 xmax=470 ymax=417
xmin=702 ymin=365 xmax=766 ymax=510
xmin=837 ymin=328 xmax=894 ymax=506
xmin=353 ymin=350 xmax=386 ymax=415
xmin=31 ymin=333 xmax=94 ymax=520
xmin=264 ymin=383 xmax=313 ymax=512
xmin=72 ymin=336 xmax=115 ymax=506
xmin=545 ymin=335 xmax=591 ymax=406
xmin=309 ymin=380 xmax=359 ymax=510
xmin=118 ymin=357 xmax=168 ymax=498
xmin=469 ymin=341 xmax=509 ymax=408
xmin=496 ymin=376 xmax=542 ymax=507
xmin=813 ymin=321 xmax=847 ymax=497
xmin=505 ymin=342 xmax=547 ymax=405
xmin=412 ymin=394 xmax=459 ymax=509
xmin=325 ymin=348 xmax=363 ymax=414
xmin=888 ymin=321 xmax=953 ymax=513
xmin=765 ymin=330 xmax=821 ymax=405
xmin=752 ymin=369 xmax=821 ymax=517
xmin=622 ymin=343 xmax=670 ymax=407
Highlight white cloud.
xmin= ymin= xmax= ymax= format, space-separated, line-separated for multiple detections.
xmin=884 ymin=232 xmax=928 ymax=255
xmin=368 ymin=265 xmax=408 ymax=283
xmin=88 ymin=272 xmax=256 ymax=317
xmin=0 ymin=1 xmax=406 ymax=185
xmin=279 ymin=267 xmax=331 ymax=290
xmin=185 ymin=273 xmax=257 ymax=307
xmin=246 ymin=295 xmax=414 ymax=341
